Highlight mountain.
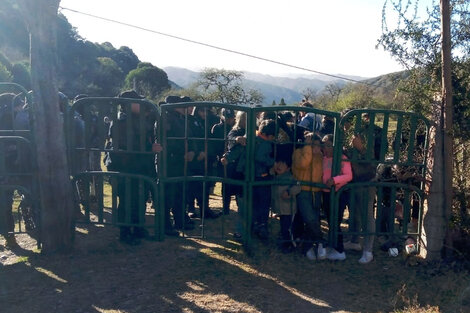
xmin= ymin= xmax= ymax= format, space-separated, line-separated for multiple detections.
xmin=164 ymin=67 xmax=360 ymax=105
xmin=363 ymin=71 xmax=409 ymax=89
xmin=164 ymin=67 xmax=200 ymax=88
xmin=0 ymin=0 xmax=390 ymax=104
xmin=243 ymin=72 xmax=345 ymax=94
xmin=361 ymin=71 xmax=410 ymax=101
xmin=282 ymin=72 xmax=368 ymax=83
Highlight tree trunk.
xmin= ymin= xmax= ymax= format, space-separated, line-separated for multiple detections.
xmin=19 ymin=0 xmax=75 ymax=253
xmin=440 ymin=0 xmax=454 ymax=258
xmin=421 ymin=103 xmax=446 ymax=260
xmin=420 ymin=0 xmax=453 ymax=260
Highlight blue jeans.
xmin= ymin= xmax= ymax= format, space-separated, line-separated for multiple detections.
xmin=349 ymin=186 xmax=376 ymax=252
xmin=296 ymin=190 xmax=323 ymax=243
xmin=252 ymin=177 xmax=271 ymax=229
xmin=323 ymin=190 xmax=349 ymax=253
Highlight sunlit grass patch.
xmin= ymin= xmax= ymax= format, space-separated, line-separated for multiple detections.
xmin=33 ymin=266 xmax=68 ymax=283
xmin=11 ymin=256 xmax=29 ymax=264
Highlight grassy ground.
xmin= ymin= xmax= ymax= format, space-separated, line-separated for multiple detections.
xmin=1 ymin=187 xmax=469 ymax=313
xmin=1 ymin=227 xmax=469 ymax=313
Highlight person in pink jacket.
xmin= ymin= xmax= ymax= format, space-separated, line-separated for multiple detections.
xmin=321 ymin=134 xmax=353 ymax=260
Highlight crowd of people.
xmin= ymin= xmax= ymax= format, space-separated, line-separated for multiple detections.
xmin=217 ymin=101 xmax=383 ymax=264
xmin=0 ymin=91 xmax=35 ymax=248
xmin=1 ymin=90 xmax=423 ymax=263
xmin=153 ymin=95 xmax=404 ymax=264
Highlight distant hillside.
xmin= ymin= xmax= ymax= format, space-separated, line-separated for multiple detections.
xmin=164 ymin=67 xmax=361 ymax=105
xmin=242 ymin=79 xmax=303 ymax=105
xmin=164 ymin=67 xmax=200 ymax=88
xmin=243 ymin=72 xmax=348 ymax=94
xmin=363 ymin=71 xmax=409 ymax=90
xmin=0 ymin=0 xmax=399 ymax=105
xmin=0 ymin=3 xmax=174 ymax=98
xmin=362 ymin=71 xmax=409 ymax=101
xmin=164 ymin=67 xmax=300 ymax=104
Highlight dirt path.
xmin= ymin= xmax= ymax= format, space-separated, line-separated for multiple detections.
xmin=1 ymin=222 xmax=469 ymax=313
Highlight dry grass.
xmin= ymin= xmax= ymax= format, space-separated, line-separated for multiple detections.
xmin=1 ymin=187 xmax=469 ymax=313
xmin=1 ymin=229 xmax=469 ymax=313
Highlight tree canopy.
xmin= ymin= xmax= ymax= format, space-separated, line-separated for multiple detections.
xmin=0 ymin=64 xmax=11 ymax=81
xmin=194 ymin=68 xmax=264 ymax=105
xmin=378 ymin=0 xmax=470 ymax=124
xmin=124 ymin=62 xmax=170 ymax=99
xmin=377 ymin=0 xmax=470 ymax=260
xmin=0 ymin=2 xmax=155 ymax=99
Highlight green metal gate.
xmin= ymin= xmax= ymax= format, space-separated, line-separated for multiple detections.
xmin=158 ymin=101 xmax=251 ymax=241
xmin=157 ymin=103 xmax=342 ymax=245
xmin=330 ymin=109 xmax=430 ymax=252
xmin=67 ymin=96 xmax=163 ymax=240
xmin=36 ymin=89 xmax=431 ymax=251
xmin=0 ymin=83 xmax=40 ymax=247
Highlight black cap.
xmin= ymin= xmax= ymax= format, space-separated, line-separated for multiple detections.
xmin=164 ymin=95 xmax=193 ymax=104
xmin=118 ymin=90 xmax=144 ymax=99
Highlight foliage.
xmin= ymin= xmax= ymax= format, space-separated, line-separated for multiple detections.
xmin=323 ymin=84 xmax=342 ymax=105
xmin=380 ymin=0 xmax=470 ymax=68
xmin=311 ymin=83 xmax=343 ymax=110
xmin=452 ymin=59 xmax=470 ymax=140
xmin=338 ymin=84 xmax=387 ymax=110
xmin=0 ymin=52 xmax=31 ymax=89
xmin=124 ymin=62 xmax=170 ymax=99
xmin=0 ymin=2 xmax=147 ymax=98
xmin=0 ymin=63 xmax=12 ymax=82
xmin=0 ymin=2 xmax=30 ymax=60
xmin=0 ymin=52 xmax=12 ymax=70
xmin=308 ymin=82 xmax=389 ymax=113
xmin=379 ymin=1 xmax=441 ymax=70
xmin=54 ymin=16 xmax=143 ymax=98
xmin=10 ymin=62 xmax=31 ymax=90
xmin=91 ymin=57 xmax=123 ymax=96
xmin=301 ymin=87 xmax=317 ymax=103
xmin=110 ymin=46 xmax=140 ymax=75
xmin=377 ymin=0 xmax=470 ymax=116
xmin=379 ymin=0 xmax=470 ymax=253
xmin=194 ymin=68 xmax=263 ymax=105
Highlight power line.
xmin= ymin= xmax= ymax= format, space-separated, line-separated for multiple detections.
xmin=59 ymin=6 xmax=379 ymax=86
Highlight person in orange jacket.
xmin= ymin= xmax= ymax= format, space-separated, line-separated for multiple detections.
xmin=291 ymin=132 xmax=325 ymax=260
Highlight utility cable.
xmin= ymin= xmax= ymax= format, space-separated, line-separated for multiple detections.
xmin=59 ymin=6 xmax=380 ymax=86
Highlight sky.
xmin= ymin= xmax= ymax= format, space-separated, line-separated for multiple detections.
xmin=59 ymin=0 xmax=435 ymax=79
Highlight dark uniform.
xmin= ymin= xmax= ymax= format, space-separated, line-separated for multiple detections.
xmin=162 ymin=96 xmax=197 ymax=232
xmin=0 ymin=93 xmax=35 ymax=247
xmin=187 ymin=106 xmax=220 ymax=219
xmin=211 ymin=108 xmax=235 ymax=214
xmin=107 ymin=90 xmax=157 ymax=244
xmin=0 ymin=93 xmax=18 ymax=247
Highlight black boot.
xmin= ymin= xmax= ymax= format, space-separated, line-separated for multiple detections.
xmin=133 ymin=227 xmax=150 ymax=239
xmin=119 ymin=227 xmax=140 ymax=245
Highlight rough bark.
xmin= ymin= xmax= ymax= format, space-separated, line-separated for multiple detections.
xmin=18 ymin=0 xmax=75 ymax=253
xmin=440 ymin=0 xmax=454 ymax=258
xmin=421 ymin=105 xmax=447 ymax=260
xmin=420 ymin=0 xmax=453 ymax=260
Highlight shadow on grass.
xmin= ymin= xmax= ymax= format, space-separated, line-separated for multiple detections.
xmin=1 ymin=222 xmax=469 ymax=313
